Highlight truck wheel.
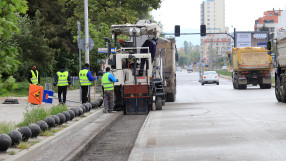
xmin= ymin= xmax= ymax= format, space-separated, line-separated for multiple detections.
xmin=155 ymin=97 xmax=162 ymax=110
xmin=166 ymin=93 xmax=176 ymax=102
xmin=280 ymin=78 xmax=286 ymax=103
xmin=235 ymin=79 xmax=240 ymax=89
xmin=232 ymin=79 xmax=237 ymax=89
xmin=276 ymin=78 xmax=282 ymax=102
xmin=162 ymin=99 xmax=165 ymax=106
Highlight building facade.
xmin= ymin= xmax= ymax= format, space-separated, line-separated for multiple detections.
xmin=200 ymin=0 xmax=232 ymax=69
xmin=254 ymin=9 xmax=284 ymax=39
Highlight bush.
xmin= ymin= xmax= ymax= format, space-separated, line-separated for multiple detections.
xmin=18 ymin=104 xmax=68 ymax=127
xmin=18 ymin=107 xmax=50 ymax=127
xmin=0 ymin=76 xmax=17 ymax=96
xmin=0 ymin=122 xmax=16 ymax=134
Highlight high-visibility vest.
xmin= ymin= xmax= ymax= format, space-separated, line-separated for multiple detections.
xmin=56 ymin=71 xmax=69 ymax=86
xmin=102 ymin=73 xmax=114 ymax=91
xmin=31 ymin=70 xmax=39 ymax=85
xmin=79 ymin=69 xmax=92 ymax=86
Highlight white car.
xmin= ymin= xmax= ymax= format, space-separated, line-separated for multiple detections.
xmin=201 ymin=71 xmax=219 ymax=85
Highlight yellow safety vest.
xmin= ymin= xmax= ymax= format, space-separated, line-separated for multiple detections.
xmin=31 ymin=70 xmax=39 ymax=85
xmin=79 ymin=69 xmax=92 ymax=86
xmin=102 ymin=73 xmax=114 ymax=91
xmin=57 ymin=71 xmax=69 ymax=86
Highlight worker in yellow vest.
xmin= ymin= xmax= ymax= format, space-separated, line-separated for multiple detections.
xmin=53 ymin=65 xmax=71 ymax=104
xmin=102 ymin=67 xmax=118 ymax=113
xmin=26 ymin=64 xmax=40 ymax=85
xmin=79 ymin=63 xmax=95 ymax=103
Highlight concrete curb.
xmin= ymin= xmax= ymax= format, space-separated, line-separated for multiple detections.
xmin=6 ymin=109 xmax=123 ymax=161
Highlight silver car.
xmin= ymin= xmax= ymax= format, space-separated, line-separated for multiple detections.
xmin=201 ymin=71 xmax=219 ymax=85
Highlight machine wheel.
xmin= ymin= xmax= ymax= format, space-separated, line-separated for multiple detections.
xmin=201 ymin=83 xmax=204 ymax=86
xmin=276 ymin=77 xmax=282 ymax=102
xmin=155 ymin=97 xmax=162 ymax=110
xmin=166 ymin=93 xmax=176 ymax=102
xmin=216 ymin=82 xmax=219 ymax=85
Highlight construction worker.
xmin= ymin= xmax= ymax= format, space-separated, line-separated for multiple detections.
xmin=102 ymin=67 xmax=117 ymax=113
xmin=139 ymin=37 xmax=157 ymax=76
xmin=53 ymin=65 xmax=71 ymax=104
xmin=26 ymin=64 xmax=40 ymax=85
xmin=79 ymin=63 xmax=95 ymax=104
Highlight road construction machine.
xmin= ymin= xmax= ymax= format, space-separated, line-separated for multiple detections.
xmin=100 ymin=20 xmax=177 ymax=114
xmin=232 ymin=47 xmax=272 ymax=89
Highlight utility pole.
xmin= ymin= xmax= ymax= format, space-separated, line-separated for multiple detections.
xmin=84 ymin=0 xmax=89 ymax=64
xmin=77 ymin=21 xmax=82 ymax=103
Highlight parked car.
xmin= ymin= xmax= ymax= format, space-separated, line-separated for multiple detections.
xmin=201 ymin=71 xmax=219 ymax=85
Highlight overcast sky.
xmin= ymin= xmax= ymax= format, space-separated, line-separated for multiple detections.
xmin=152 ymin=0 xmax=286 ymax=46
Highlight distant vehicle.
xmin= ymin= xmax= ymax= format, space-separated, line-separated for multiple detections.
xmin=201 ymin=71 xmax=219 ymax=85
xmin=187 ymin=67 xmax=193 ymax=73
xmin=176 ymin=67 xmax=180 ymax=71
xmin=222 ymin=66 xmax=228 ymax=70
xmin=232 ymin=47 xmax=272 ymax=90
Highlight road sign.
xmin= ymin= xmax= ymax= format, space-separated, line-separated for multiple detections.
xmin=79 ymin=38 xmax=94 ymax=51
xmin=98 ymin=48 xmax=115 ymax=53
xmin=42 ymin=90 xmax=54 ymax=104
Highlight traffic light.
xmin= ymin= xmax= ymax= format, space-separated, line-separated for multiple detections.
xmin=175 ymin=25 xmax=180 ymax=37
xmin=200 ymin=25 xmax=206 ymax=36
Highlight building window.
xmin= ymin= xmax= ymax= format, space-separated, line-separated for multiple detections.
xmin=207 ymin=11 xmax=210 ymax=13
xmin=207 ymin=23 xmax=210 ymax=25
xmin=269 ymin=13 xmax=272 ymax=16
xmin=207 ymin=19 xmax=210 ymax=21
xmin=264 ymin=20 xmax=274 ymax=23
xmin=275 ymin=13 xmax=279 ymax=16
xmin=207 ymin=15 xmax=210 ymax=17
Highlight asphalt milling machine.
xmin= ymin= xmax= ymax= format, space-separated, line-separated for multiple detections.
xmin=100 ymin=20 xmax=177 ymax=114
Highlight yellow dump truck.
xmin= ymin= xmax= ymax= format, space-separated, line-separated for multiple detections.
xmin=232 ymin=47 xmax=272 ymax=89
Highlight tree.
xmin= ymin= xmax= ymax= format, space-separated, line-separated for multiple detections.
xmin=11 ymin=11 xmax=55 ymax=80
xmin=0 ymin=0 xmax=28 ymax=75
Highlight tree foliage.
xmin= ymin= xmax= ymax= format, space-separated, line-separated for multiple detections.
xmin=0 ymin=0 xmax=28 ymax=74
xmin=1 ymin=0 xmax=162 ymax=83
xmin=178 ymin=41 xmax=200 ymax=66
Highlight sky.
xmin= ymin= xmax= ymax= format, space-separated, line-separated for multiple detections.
xmin=151 ymin=0 xmax=286 ymax=47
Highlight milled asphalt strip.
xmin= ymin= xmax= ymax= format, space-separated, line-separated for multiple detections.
xmin=7 ymin=109 xmax=123 ymax=161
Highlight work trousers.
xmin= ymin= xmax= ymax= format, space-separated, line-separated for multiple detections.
xmin=104 ymin=90 xmax=114 ymax=112
xmin=81 ymin=86 xmax=89 ymax=104
xmin=58 ymin=86 xmax=67 ymax=103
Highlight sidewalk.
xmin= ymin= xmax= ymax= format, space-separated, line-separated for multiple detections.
xmin=0 ymin=86 xmax=103 ymax=124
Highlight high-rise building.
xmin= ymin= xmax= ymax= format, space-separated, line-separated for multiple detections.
xmin=200 ymin=0 xmax=226 ymax=33
xmin=200 ymin=0 xmax=232 ymax=69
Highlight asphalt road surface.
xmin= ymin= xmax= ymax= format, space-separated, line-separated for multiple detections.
xmin=129 ymin=71 xmax=286 ymax=161
xmin=80 ymin=115 xmax=146 ymax=161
